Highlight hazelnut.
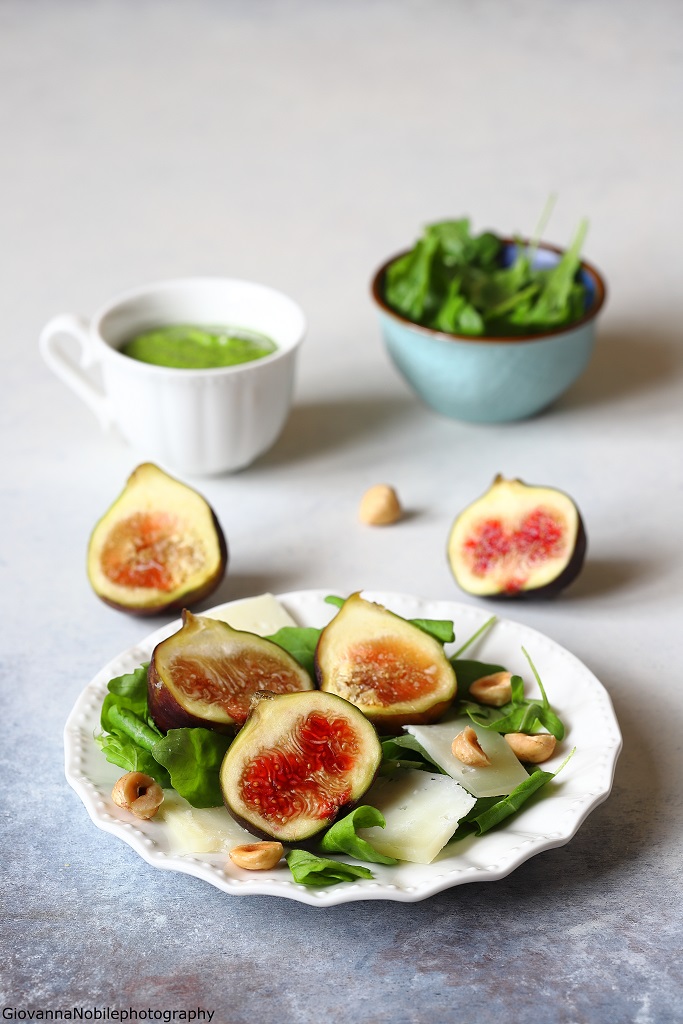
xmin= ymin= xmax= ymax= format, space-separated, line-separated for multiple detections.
xmin=469 ymin=671 xmax=513 ymax=707
xmin=229 ymin=841 xmax=284 ymax=871
xmin=358 ymin=484 xmax=402 ymax=526
xmin=451 ymin=726 xmax=491 ymax=767
xmin=111 ymin=772 xmax=164 ymax=820
xmin=504 ymin=732 xmax=557 ymax=764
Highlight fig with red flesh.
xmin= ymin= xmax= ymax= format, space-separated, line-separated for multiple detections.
xmin=315 ymin=593 xmax=457 ymax=732
xmin=447 ymin=475 xmax=587 ymax=599
xmin=87 ymin=463 xmax=228 ymax=615
xmin=148 ymin=611 xmax=314 ymax=733
xmin=220 ymin=690 xmax=382 ymax=843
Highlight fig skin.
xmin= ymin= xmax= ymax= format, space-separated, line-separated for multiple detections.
xmin=147 ymin=657 xmax=235 ymax=735
xmin=356 ymin=698 xmax=455 ymax=735
xmin=148 ymin=612 xmax=315 ymax=734
xmin=220 ymin=691 xmax=382 ymax=844
xmin=315 ymin=593 xmax=457 ymax=733
xmin=87 ymin=463 xmax=228 ymax=616
xmin=447 ymin=475 xmax=587 ymax=600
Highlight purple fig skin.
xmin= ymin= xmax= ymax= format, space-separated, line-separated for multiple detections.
xmin=353 ymin=698 xmax=456 ymax=736
xmin=147 ymin=656 xmax=237 ymax=735
xmin=147 ymin=613 xmax=315 ymax=735
xmin=222 ymin=774 xmax=383 ymax=848
xmin=223 ymin=797 xmax=358 ymax=848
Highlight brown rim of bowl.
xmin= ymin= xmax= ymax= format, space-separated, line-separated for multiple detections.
xmin=370 ymin=237 xmax=607 ymax=345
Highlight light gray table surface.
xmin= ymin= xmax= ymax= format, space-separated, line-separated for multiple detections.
xmin=2 ymin=2 xmax=682 ymax=1022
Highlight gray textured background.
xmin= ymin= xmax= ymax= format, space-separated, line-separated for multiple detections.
xmin=2 ymin=2 xmax=682 ymax=1022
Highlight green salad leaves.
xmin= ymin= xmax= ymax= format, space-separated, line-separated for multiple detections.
xmin=323 ymin=594 xmax=456 ymax=645
xmin=95 ymin=600 xmax=571 ymax=888
xmin=452 ymin=747 xmax=575 ymax=840
xmin=95 ymin=664 xmax=229 ymax=807
xmin=320 ymin=805 xmax=398 ymax=865
xmin=152 ymin=729 xmax=231 ymax=807
xmin=286 ymin=850 xmax=373 ymax=887
xmin=265 ymin=625 xmax=320 ymax=677
xmin=96 ymin=665 xmax=170 ymax=787
xmin=383 ymin=213 xmax=589 ymax=336
xmin=459 ymin=648 xmax=565 ymax=741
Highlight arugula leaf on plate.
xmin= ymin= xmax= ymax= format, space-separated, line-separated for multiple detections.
xmin=94 ymin=732 xmax=170 ymax=787
xmin=152 ymin=728 xmax=232 ymax=808
xmin=451 ymin=660 xmax=507 ymax=700
xmin=100 ymin=663 xmax=151 ymax=734
xmin=286 ymin=849 xmax=374 ymax=887
xmin=325 ymin=595 xmax=455 ymax=645
xmin=409 ymin=617 xmax=456 ymax=644
xmin=267 ymin=626 xmax=321 ymax=678
xmin=380 ymin=734 xmax=445 ymax=774
xmin=452 ymin=748 xmax=575 ymax=838
xmin=320 ymin=806 xmax=398 ymax=865
xmin=458 ymin=647 xmax=565 ymax=741
xmin=97 ymin=662 xmax=231 ymax=806
xmin=96 ymin=663 xmax=172 ymax=788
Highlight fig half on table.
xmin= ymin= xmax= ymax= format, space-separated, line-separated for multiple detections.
xmin=148 ymin=611 xmax=315 ymax=733
xmin=87 ymin=463 xmax=227 ymax=615
xmin=447 ymin=475 xmax=587 ymax=599
xmin=315 ymin=593 xmax=457 ymax=732
xmin=220 ymin=690 xmax=382 ymax=843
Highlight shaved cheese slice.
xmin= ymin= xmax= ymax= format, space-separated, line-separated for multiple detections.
xmin=405 ymin=718 xmax=529 ymax=798
xmin=161 ymin=791 xmax=252 ymax=855
xmin=206 ymin=593 xmax=297 ymax=636
xmin=358 ymin=769 xmax=476 ymax=864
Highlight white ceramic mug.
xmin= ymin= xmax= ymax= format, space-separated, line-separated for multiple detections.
xmin=39 ymin=277 xmax=306 ymax=475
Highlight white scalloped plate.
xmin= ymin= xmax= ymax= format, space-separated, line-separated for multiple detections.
xmin=64 ymin=590 xmax=622 ymax=906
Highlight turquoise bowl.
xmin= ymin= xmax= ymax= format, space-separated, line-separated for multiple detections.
xmin=371 ymin=241 xmax=607 ymax=422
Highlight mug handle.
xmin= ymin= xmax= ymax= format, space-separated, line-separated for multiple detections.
xmin=39 ymin=314 xmax=114 ymax=429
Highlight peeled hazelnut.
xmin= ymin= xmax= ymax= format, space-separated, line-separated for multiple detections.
xmin=111 ymin=772 xmax=164 ymax=820
xmin=469 ymin=671 xmax=513 ymax=707
xmin=505 ymin=733 xmax=557 ymax=764
xmin=229 ymin=841 xmax=284 ymax=871
xmin=451 ymin=726 xmax=491 ymax=767
xmin=358 ymin=484 xmax=402 ymax=526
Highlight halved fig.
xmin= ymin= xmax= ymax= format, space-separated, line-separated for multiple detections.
xmin=315 ymin=593 xmax=457 ymax=732
xmin=220 ymin=690 xmax=382 ymax=842
xmin=148 ymin=611 xmax=314 ymax=732
xmin=87 ymin=463 xmax=227 ymax=615
xmin=447 ymin=475 xmax=587 ymax=599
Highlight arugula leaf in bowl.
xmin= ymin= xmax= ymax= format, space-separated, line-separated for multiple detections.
xmin=383 ymin=215 xmax=590 ymax=337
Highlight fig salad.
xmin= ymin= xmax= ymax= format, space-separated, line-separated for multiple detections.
xmin=95 ymin=593 xmax=572 ymax=887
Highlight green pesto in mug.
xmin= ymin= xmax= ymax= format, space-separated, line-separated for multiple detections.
xmin=121 ymin=324 xmax=277 ymax=369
